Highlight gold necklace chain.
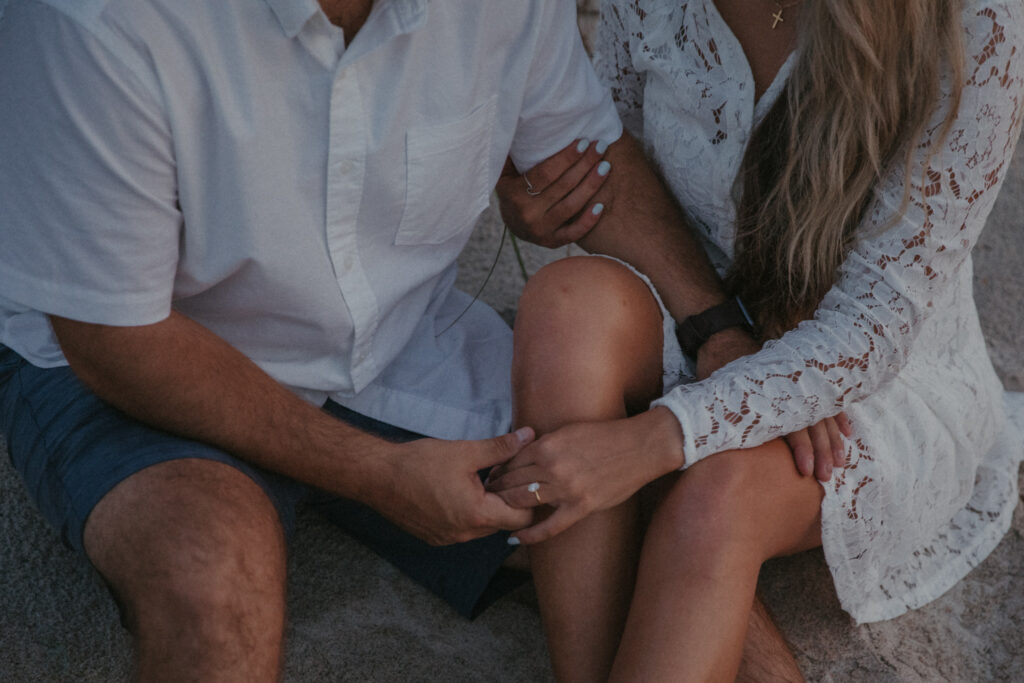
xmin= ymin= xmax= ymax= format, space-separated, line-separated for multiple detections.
xmin=770 ymin=0 xmax=802 ymax=29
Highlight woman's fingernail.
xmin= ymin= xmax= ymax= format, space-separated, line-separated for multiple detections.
xmin=507 ymin=536 xmax=521 ymax=546
xmin=595 ymin=139 xmax=609 ymax=154
xmin=576 ymin=138 xmax=590 ymax=153
xmin=597 ymin=161 xmax=611 ymax=176
xmin=591 ymin=203 xmax=604 ymax=216
xmin=513 ymin=426 xmax=532 ymax=444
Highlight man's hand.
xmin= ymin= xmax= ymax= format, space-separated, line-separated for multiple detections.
xmin=372 ymin=429 xmax=537 ymax=546
xmin=485 ymin=408 xmax=684 ymax=545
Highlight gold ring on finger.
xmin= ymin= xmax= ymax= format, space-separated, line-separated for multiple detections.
xmin=527 ymin=481 xmax=541 ymax=504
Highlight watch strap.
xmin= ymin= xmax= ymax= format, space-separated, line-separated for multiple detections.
xmin=675 ymin=296 xmax=756 ymax=359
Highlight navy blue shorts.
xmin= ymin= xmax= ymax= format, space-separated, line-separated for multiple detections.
xmin=0 ymin=345 xmax=524 ymax=618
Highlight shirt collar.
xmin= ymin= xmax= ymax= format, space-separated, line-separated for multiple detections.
xmin=264 ymin=0 xmax=428 ymax=40
xmin=390 ymin=0 xmax=428 ymax=33
xmin=264 ymin=0 xmax=321 ymax=39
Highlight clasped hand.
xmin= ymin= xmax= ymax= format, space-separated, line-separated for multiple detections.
xmin=370 ymin=428 xmax=536 ymax=546
xmin=485 ymin=409 xmax=684 ymax=545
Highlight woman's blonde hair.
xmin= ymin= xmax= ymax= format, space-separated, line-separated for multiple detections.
xmin=728 ymin=0 xmax=965 ymax=339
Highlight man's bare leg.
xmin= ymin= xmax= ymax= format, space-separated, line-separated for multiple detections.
xmin=511 ymin=256 xmax=664 ymax=682
xmin=737 ymin=597 xmax=805 ymax=683
xmin=83 ymin=458 xmax=288 ymax=681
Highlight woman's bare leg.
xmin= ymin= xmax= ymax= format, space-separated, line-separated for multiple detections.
xmin=609 ymin=440 xmax=823 ymax=682
xmin=512 ymin=256 xmax=664 ymax=683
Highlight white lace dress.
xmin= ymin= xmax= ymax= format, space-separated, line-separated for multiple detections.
xmin=596 ymin=0 xmax=1024 ymax=623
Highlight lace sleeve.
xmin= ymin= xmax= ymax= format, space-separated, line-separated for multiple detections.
xmin=652 ymin=4 xmax=1024 ymax=467
xmin=594 ymin=0 xmax=645 ymax=138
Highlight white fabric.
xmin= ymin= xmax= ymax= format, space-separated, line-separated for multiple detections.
xmin=0 ymin=0 xmax=622 ymax=441
xmin=597 ymin=0 xmax=1024 ymax=623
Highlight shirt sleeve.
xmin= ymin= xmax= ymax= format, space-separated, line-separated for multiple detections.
xmin=652 ymin=3 xmax=1024 ymax=466
xmin=0 ymin=2 xmax=179 ymax=326
xmin=507 ymin=0 xmax=623 ymax=172
xmin=593 ymin=0 xmax=645 ymax=139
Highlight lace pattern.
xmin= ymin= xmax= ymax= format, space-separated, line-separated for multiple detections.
xmin=599 ymin=0 xmax=1024 ymax=622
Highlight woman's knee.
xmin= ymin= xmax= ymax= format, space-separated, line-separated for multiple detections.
xmin=514 ymin=256 xmax=664 ymax=398
xmin=653 ymin=452 xmax=761 ymax=547
xmin=517 ymin=256 xmax=662 ymax=334
xmin=650 ymin=442 xmax=823 ymax=561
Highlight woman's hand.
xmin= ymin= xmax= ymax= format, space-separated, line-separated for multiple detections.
xmin=785 ymin=414 xmax=853 ymax=481
xmin=495 ymin=138 xmax=612 ymax=248
xmin=485 ymin=408 xmax=684 ymax=545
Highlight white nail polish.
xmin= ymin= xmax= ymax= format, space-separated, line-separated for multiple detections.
xmin=576 ymin=138 xmax=590 ymax=153
xmin=597 ymin=161 xmax=611 ymax=176
xmin=591 ymin=203 xmax=604 ymax=216
xmin=507 ymin=536 xmax=521 ymax=546
xmin=595 ymin=139 xmax=609 ymax=155
xmin=527 ymin=482 xmax=540 ymax=492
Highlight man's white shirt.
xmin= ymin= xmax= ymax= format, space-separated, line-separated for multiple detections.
xmin=0 ymin=0 xmax=621 ymax=439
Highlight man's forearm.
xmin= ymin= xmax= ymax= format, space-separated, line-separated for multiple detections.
xmin=50 ymin=312 xmax=396 ymax=504
xmin=577 ymin=132 xmax=728 ymax=322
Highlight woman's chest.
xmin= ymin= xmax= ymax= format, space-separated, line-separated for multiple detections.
xmin=625 ymin=0 xmax=795 ymax=252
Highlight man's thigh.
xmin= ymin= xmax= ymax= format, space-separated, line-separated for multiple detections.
xmin=314 ymin=401 xmax=525 ymax=619
xmin=0 ymin=345 xmax=306 ymax=555
xmin=0 ymin=347 xmax=523 ymax=618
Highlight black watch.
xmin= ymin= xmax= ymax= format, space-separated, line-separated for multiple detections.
xmin=675 ymin=296 xmax=756 ymax=359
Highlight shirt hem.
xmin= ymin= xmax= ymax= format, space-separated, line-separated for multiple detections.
xmin=330 ymin=383 xmax=510 ymax=441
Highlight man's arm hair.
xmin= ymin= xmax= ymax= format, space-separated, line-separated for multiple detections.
xmin=50 ymin=312 xmax=395 ymax=503
xmin=50 ymin=312 xmax=534 ymax=544
xmin=576 ymin=132 xmax=728 ymax=322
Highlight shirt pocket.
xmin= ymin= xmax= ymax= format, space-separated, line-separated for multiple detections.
xmin=396 ymin=96 xmax=496 ymax=246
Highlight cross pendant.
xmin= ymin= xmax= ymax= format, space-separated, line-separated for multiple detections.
xmin=771 ymin=9 xmax=784 ymax=29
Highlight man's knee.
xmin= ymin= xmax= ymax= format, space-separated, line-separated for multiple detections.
xmin=83 ymin=459 xmax=287 ymax=633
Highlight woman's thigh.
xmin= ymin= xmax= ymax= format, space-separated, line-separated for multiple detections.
xmin=651 ymin=439 xmax=824 ymax=561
